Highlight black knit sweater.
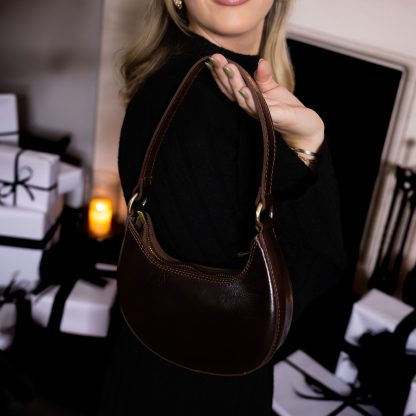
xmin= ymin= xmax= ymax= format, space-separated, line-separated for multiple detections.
xmin=118 ymin=30 xmax=347 ymax=322
xmin=101 ymin=29 xmax=349 ymax=416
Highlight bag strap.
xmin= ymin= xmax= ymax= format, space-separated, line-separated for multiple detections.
xmin=131 ymin=56 xmax=276 ymax=216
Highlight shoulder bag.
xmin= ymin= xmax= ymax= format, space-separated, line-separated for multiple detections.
xmin=117 ymin=56 xmax=293 ymax=376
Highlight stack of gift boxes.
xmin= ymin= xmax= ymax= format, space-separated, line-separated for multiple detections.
xmin=272 ymin=289 xmax=416 ymax=415
xmin=0 ymin=94 xmax=118 ymax=351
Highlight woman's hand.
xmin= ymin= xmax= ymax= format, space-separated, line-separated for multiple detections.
xmin=206 ymin=54 xmax=325 ymax=153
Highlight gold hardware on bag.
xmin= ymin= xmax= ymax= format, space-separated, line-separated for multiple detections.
xmin=128 ymin=193 xmax=147 ymax=229
xmin=256 ymin=202 xmax=263 ymax=231
xmin=135 ymin=211 xmax=146 ymax=230
xmin=128 ymin=193 xmax=138 ymax=214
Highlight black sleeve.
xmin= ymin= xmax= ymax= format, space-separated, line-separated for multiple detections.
xmin=272 ymin=137 xmax=349 ymax=321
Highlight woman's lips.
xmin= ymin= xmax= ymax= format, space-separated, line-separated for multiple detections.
xmin=213 ymin=0 xmax=250 ymax=6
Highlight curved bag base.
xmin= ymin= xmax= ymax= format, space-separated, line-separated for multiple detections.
xmin=118 ymin=215 xmax=292 ymax=376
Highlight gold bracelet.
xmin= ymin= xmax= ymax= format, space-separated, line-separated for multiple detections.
xmin=290 ymin=147 xmax=321 ymax=158
xmin=295 ymin=153 xmax=318 ymax=164
xmin=292 ymin=152 xmax=319 ymax=171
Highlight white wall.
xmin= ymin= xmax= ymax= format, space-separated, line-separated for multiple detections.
xmin=0 ymin=0 xmax=103 ymax=176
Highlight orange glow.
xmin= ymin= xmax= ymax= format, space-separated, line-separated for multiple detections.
xmin=88 ymin=197 xmax=112 ymax=238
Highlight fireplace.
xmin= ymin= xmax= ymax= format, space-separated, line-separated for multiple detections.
xmin=287 ymin=37 xmax=403 ymax=286
xmin=287 ymin=0 xmax=416 ymax=294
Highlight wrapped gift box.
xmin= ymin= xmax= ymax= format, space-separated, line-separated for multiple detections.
xmin=0 ymin=197 xmax=63 ymax=287
xmin=0 ymin=94 xmax=18 ymax=144
xmin=335 ymin=289 xmax=416 ymax=386
xmin=57 ymin=161 xmax=84 ymax=208
xmin=31 ymin=277 xmax=117 ymax=337
xmin=404 ymin=376 xmax=416 ymax=416
xmin=0 ymin=195 xmax=63 ymax=240
xmin=273 ymin=350 xmax=381 ymax=415
xmin=0 ymin=144 xmax=60 ymax=212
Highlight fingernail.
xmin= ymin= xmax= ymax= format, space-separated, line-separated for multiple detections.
xmin=208 ymin=56 xmax=220 ymax=68
xmin=239 ymin=89 xmax=249 ymax=99
xmin=205 ymin=61 xmax=214 ymax=71
xmin=223 ymin=66 xmax=234 ymax=79
xmin=259 ymin=58 xmax=265 ymax=63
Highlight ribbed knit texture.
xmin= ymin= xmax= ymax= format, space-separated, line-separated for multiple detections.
xmin=101 ymin=29 xmax=348 ymax=415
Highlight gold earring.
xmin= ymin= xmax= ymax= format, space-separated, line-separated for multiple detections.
xmin=173 ymin=0 xmax=183 ymax=10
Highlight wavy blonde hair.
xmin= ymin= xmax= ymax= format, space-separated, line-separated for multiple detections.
xmin=121 ymin=0 xmax=294 ymax=105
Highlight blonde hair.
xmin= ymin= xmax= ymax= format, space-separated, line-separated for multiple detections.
xmin=121 ymin=0 xmax=294 ymax=105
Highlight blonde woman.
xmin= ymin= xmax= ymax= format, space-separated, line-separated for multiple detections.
xmin=101 ymin=0 xmax=347 ymax=414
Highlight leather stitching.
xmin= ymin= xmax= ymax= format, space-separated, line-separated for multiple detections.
xmin=127 ymin=220 xmax=258 ymax=283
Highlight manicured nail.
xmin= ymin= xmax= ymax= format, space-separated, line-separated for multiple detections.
xmin=208 ymin=56 xmax=220 ymax=68
xmin=223 ymin=66 xmax=234 ymax=79
xmin=239 ymin=89 xmax=249 ymax=99
xmin=205 ymin=61 xmax=214 ymax=71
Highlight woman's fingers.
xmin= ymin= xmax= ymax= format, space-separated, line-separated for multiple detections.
xmin=206 ymin=54 xmax=236 ymax=101
xmin=206 ymin=54 xmax=325 ymax=150
xmin=206 ymin=58 xmax=235 ymax=101
xmin=222 ymin=63 xmax=257 ymax=114
xmin=255 ymin=59 xmax=303 ymax=106
xmin=238 ymin=86 xmax=257 ymax=115
xmin=254 ymin=59 xmax=277 ymax=93
xmin=207 ymin=54 xmax=259 ymax=115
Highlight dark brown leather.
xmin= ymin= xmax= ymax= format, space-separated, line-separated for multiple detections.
xmin=118 ymin=56 xmax=293 ymax=376
xmin=132 ymin=58 xmax=276 ymax=212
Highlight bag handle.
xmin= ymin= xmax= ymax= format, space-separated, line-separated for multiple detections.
xmin=130 ymin=56 xmax=276 ymax=221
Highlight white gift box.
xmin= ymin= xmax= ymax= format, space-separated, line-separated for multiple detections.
xmin=0 ymin=195 xmax=63 ymax=240
xmin=404 ymin=376 xmax=416 ymax=416
xmin=0 ymin=95 xmax=18 ymax=144
xmin=0 ymin=226 xmax=60 ymax=288
xmin=57 ymin=162 xmax=84 ymax=208
xmin=0 ymin=144 xmax=60 ymax=212
xmin=0 ymin=197 xmax=63 ymax=287
xmin=335 ymin=289 xmax=416 ymax=386
xmin=31 ymin=278 xmax=117 ymax=337
xmin=273 ymin=350 xmax=382 ymax=416
xmin=0 ymin=302 xmax=17 ymax=350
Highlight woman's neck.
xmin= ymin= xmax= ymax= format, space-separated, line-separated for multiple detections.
xmin=187 ymin=24 xmax=263 ymax=55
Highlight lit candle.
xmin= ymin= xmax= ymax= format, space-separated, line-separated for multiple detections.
xmin=88 ymin=197 xmax=112 ymax=238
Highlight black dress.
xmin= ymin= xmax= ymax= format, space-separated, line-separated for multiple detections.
xmin=100 ymin=30 xmax=348 ymax=415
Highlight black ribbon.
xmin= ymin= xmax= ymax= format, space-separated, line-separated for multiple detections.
xmin=43 ymin=273 xmax=107 ymax=333
xmin=0 ymin=148 xmax=57 ymax=206
xmin=342 ymin=310 xmax=416 ymax=415
xmin=0 ymin=280 xmax=32 ymax=350
xmin=33 ymin=239 xmax=109 ymax=333
xmin=0 ymin=280 xmax=27 ymax=308
xmin=0 ymin=213 xmax=62 ymax=250
xmin=286 ymin=358 xmax=376 ymax=416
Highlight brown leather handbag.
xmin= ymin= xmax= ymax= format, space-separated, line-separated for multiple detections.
xmin=117 ymin=56 xmax=293 ymax=376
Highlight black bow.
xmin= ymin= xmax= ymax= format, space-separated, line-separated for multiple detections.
xmin=286 ymin=358 xmax=376 ymax=416
xmin=0 ymin=280 xmax=27 ymax=307
xmin=0 ymin=148 xmax=57 ymax=206
xmin=343 ymin=310 xmax=416 ymax=415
